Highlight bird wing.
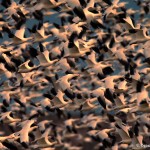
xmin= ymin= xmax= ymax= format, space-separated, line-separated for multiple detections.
xmin=15 ymin=26 xmax=25 ymax=40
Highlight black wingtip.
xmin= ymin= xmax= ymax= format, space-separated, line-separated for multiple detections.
xmin=21 ymin=142 xmax=28 ymax=148
xmin=104 ymin=88 xmax=115 ymax=103
xmin=64 ymin=89 xmax=75 ymax=99
xmin=3 ymin=100 xmax=9 ymax=107
xmin=73 ymin=7 xmax=86 ymax=20
xmin=103 ymin=67 xmax=114 ymax=75
xmin=98 ymin=96 xmax=106 ymax=109
xmin=136 ymin=81 xmax=144 ymax=92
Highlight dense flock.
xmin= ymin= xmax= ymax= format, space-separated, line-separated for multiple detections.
xmin=0 ymin=0 xmax=150 ymax=149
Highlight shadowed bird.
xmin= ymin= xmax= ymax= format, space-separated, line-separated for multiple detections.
xmin=49 ymin=45 xmax=62 ymax=59
xmin=1 ymin=91 xmax=12 ymax=107
xmin=79 ymin=98 xmax=99 ymax=111
xmin=38 ymin=120 xmax=52 ymax=133
xmin=81 ymin=114 xmax=98 ymax=123
xmin=0 ymin=142 xmax=8 ymax=150
xmin=32 ymin=10 xmax=44 ymax=21
xmin=55 ymin=58 xmax=72 ymax=72
xmin=130 ymin=100 xmax=150 ymax=113
xmin=1 ymin=139 xmax=21 ymax=150
xmin=129 ymin=27 xmax=150 ymax=44
xmin=33 ymin=127 xmax=57 ymax=148
xmin=113 ymin=93 xmax=127 ymax=110
xmin=97 ymin=96 xmax=113 ymax=111
xmin=126 ymin=112 xmax=137 ymax=123
xmin=115 ymin=123 xmax=131 ymax=144
xmin=0 ymin=45 xmax=12 ymax=54
xmin=123 ymin=16 xmax=140 ymax=30
xmin=128 ymin=130 xmax=143 ymax=149
xmin=0 ymin=0 xmax=150 ymax=149
xmin=56 ymin=74 xmax=78 ymax=96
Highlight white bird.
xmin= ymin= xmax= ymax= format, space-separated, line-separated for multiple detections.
xmin=55 ymin=58 xmax=71 ymax=72
xmin=4 ymin=1 xmax=19 ymax=18
xmin=64 ymin=0 xmax=81 ymax=10
xmin=113 ymin=94 xmax=126 ymax=110
xmin=116 ymin=80 xmax=128 ymax=92
xmin=56 ymin=74 xmax=79 ymax=91
xmin=50 ymin=27 xmax=68 ymax=42
xmin=123 ymin=16 xmax=140 ymax=30
xmin=83 ymin=7 xmax=102 ymax=23
xmin=127 ymin=112 xmax=137 ymax=123
xmin=15 ymin=120 xmax=37 ymax=147
xmin=36 ymin=50 xmax=58 ymax=67
xmin=129 ymin=130 xmax=143 ymax=149
xmin=64 ymin=118 xmax=78 ymax=132
xmin=130 ymin=99 xmax=150 ymax=113
xmin=143 ymin=41 xmax=150 ymax=60
xmin=136 ymin=88 xmax=148 ymax=105
xmin=18 ymin=60 xmax=38 ymax=73
xmin=0 ymin=111 xmax=21 ymax=124
xmin=66 ymin=22 xmax=86 ymax=34
xmin=51 ymin=90 xmax=71 ymax=108
xmin=113 ymin=48 xmax=128 ymax=67
xmin=40 ymin=98 xmax=52 ymax=111
xmin=102 ymin=75 xmax=122 ymax=90
xmin=12 ymin=25 xmax=32 ymax=45
xmin=90 ymin=87 xmax=105 ymax=97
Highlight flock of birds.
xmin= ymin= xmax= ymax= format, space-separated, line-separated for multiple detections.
xmin=0 ymin=0 xmax=150 ymax=149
